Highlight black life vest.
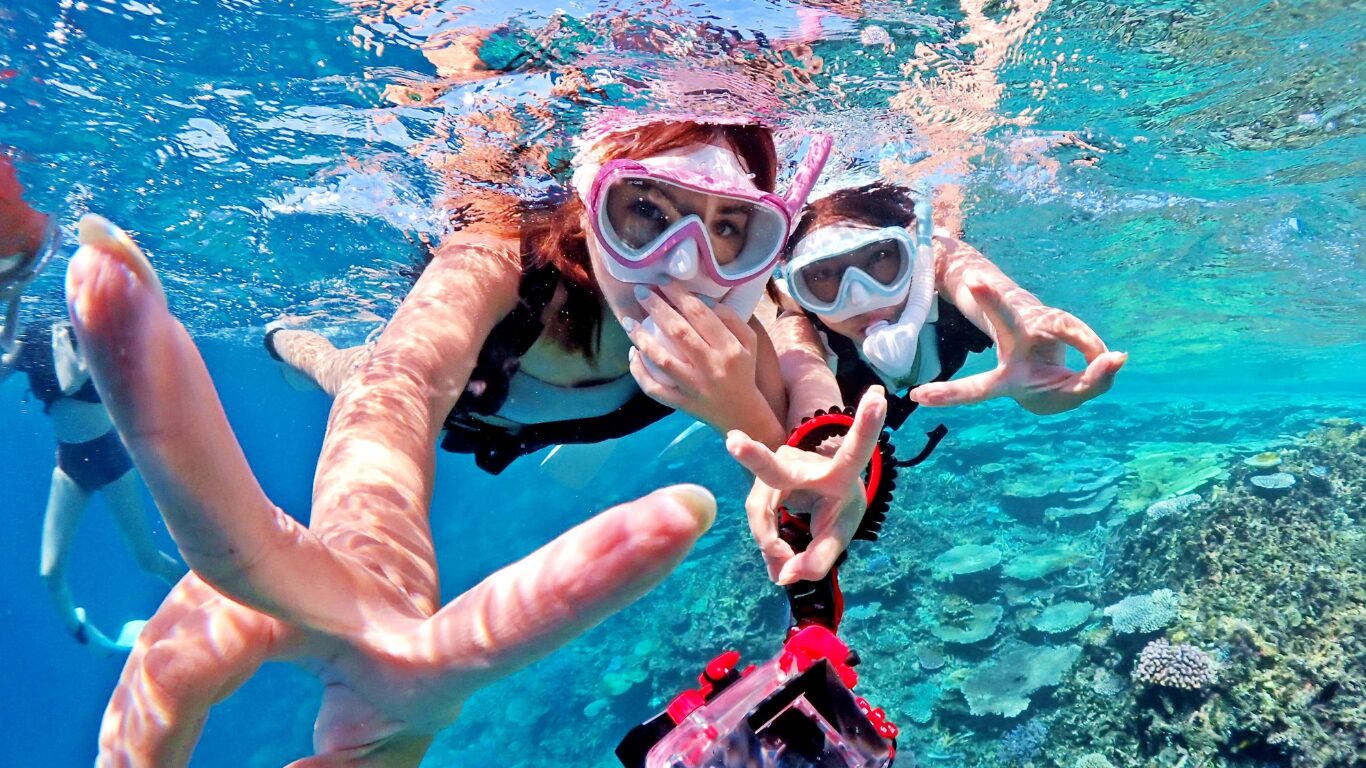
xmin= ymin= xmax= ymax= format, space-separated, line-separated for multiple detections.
xmin=808 ymin=298 xmax=993 ymax=430
xmin=439 ymin=262 xmax=673 ymax=474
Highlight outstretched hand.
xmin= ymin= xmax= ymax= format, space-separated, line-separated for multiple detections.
xmin=726 ymin=387 xmax=887 ymax=585
xmin=911 ymin=280 xmax=1127 ymax=414
xmin=68 ymin=215 xmax=716 ymax=766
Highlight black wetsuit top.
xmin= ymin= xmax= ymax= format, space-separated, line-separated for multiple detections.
xmin=13 ymin=321 xmax=135 ymax=491
xmin=15 ymin=322 xmax=100 ymax=413
xmin=809 ymin=298 xmax=993 ymax=430
xmin=439 ymin=262 xmax=673 ymax=474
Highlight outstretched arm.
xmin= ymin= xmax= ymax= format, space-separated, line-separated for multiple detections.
xmin=768 ymin=309 xmax=842 ymax=426
xmin=75 ymin=216 xmax=716 ymax=765
xmin=917 ymin=235 xmax=1127 ymax=414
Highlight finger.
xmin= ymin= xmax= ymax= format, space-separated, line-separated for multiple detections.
xmin=778 ymin=534 xmax=851 ymax=585
xmin=1014 ymin=352 xmax=1126 ymax=415
xmin=659 ymin=282 xmax=734 ymax=351
xmin=625 ymin=321 xmax=689 ymax=385
xmin=744 ymin=480 xmax=791 ymax=581
xmin=726 ymin=429 xmax=808 ymax=490
xmin=628 ymin=346 xmax=685 ymax=405
xmin=66 ymin=215 xmax=358 ymax=631
xmin=712 ymin=303 xmax=759 ymax=351
xmin=966 ymin=279 xmax=1023 ymax=343
xmin=635 ymin=285 xmax=703 ymax=355
xmin=100 ymin=576 xmax=285 ymax=765
xmin=1062 ymin=350 xmax=1127 ymax=404
xmin=1046 ymin=309 xmax=1108 ymax=362
xmin=779 ymin=499 xmax=863 ymax=584
xmin=909 ymin=368 xmax=1007 ymax=407
xmin=833 ymin=386 xmax=888 ymax=472
xmin=423 ymin=484 xmax=716 ymax=689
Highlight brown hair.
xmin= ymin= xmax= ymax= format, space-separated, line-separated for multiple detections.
xmin=522 ymin=121 xmax=779 ymax=355
xmin=786 ymin=182 xmax=918 ymax=256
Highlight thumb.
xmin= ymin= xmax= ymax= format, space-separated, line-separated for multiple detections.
xmin=423 ymin=484 xmax=715 ymax=691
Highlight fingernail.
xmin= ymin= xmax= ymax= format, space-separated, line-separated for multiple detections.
xmin=633 ymin=285 xmax=651 ymax=301
xmin=621 ymin=316 xmax=637 ymax=333
xmin=662 ymin=484 xmax=716 ymax=530
xmin=76 ymin=214 xmax=163 ymax=298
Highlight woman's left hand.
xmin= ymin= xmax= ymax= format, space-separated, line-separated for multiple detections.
xmin=626 ymin=282 xmax=771 ymax=434
xmin=726 ymin=387 xmax=887 ymax=585
xmin=912 ymin=280 xmax=1127 ymax=414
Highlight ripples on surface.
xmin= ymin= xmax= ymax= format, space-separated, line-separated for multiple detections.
xmin=0 ymin=0 xmax=1361 ymax=370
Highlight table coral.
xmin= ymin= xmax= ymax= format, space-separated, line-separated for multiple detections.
xmin=1103 ymin=589 xmax=1180 ymax=634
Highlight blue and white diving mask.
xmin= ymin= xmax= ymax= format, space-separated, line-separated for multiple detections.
xmin=784 ymin=194 xmax=940 ymax=380
xmin=785 ymin=226 xmax=917 ymax=322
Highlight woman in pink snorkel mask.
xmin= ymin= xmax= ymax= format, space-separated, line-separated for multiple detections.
xmin=269 ymin=110 xmax=825 ymax=466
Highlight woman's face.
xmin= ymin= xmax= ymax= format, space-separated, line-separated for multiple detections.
xmin=584 ymin=141 xmax=761 ymax=324
xmin=794 ymin=219 xmax=909 ymax=342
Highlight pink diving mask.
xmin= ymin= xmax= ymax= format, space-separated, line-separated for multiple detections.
xmin=573 ymin=131 xmax=832 ymax=313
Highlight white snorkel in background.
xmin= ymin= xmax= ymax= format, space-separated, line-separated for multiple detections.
xmin=859 ymin=190 xmax=937 ymax=381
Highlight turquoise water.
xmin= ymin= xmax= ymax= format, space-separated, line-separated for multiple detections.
xmin=1 ymin=0 xmax=1363 ymax=765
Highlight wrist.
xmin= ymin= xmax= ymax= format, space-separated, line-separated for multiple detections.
xmin=712 ymin=389 xmax=786 ymax=449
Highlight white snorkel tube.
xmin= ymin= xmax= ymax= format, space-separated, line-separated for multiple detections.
xmin=859 ymin=191 xmax=937 ymax=381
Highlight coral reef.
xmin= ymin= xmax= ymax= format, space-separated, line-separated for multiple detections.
xmin=1032 ymin=601 xmax=1095 ymax=634
xmin=998 ymin=718 xmax=1050 ymax=765
xmin=1144 ymin=492 xmax=1201 ymax=521
xmin=930 ymin=599 xmax=1004 ymax=644
xmin=1248 ymin=471 xmax=1296 ymax=498
xmin=1103 ymin=589 xmax=1180 ymax=634
xmin=1046 ymin=419 xmax=1366 ymax=767
xmin=1242 ymin=452 xmax=1283 ymax=470
xmin=1131 ymin=639 xmax=1217 ymax=690
xmin=424 ymin=399 xmax=1366 ymax=768
xmin=931 ymin=543 xmax=1002 ymax=582
xmin=956 ymin=643 xmax=1082 ymax=717
xmin=1004 ymin=543 xmax=1087 ymax=580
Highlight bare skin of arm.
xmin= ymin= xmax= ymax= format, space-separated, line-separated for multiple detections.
xmin=73 ymin=217 xmax=716 ymax=766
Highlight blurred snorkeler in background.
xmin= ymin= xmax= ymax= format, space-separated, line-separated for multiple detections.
xmin=0 ymin=153 xmax=185 ymax=654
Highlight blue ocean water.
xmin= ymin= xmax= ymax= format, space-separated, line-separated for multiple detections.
xmin=0 ymin=0 xmax=1362 ymax=765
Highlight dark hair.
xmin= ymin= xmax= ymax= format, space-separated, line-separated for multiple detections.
xmin=786 ymin=183 xmax=918 ymax=256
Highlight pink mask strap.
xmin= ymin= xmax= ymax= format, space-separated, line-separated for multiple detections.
xmin=783 ymin=133 xmax=833 ymax=218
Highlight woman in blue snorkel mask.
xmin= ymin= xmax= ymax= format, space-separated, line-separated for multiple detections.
xmin=726 ymin=182 xmax=1128 ymax=585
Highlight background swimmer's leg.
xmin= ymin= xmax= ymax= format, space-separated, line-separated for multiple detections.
xmin=99 ymin=576 xmax=282 ymax=768
xmin=39 ymin=466 xmax=92 ymax=639
xmin=103 ymin=468 xmax=187 ymax=585
xmin=268 ymin=330 xmax=372 ymax=397
xmin=67 ymin=215 xmax=362 ymax=634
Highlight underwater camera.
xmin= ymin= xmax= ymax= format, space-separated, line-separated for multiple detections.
xmin=615 ymin=406 xmax=945 ymax=768
xmin=614 ymin=625 xmax=899 ymax=768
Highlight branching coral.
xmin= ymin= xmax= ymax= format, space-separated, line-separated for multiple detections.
xmin=1132 ymin=639 xmax=1217 ymax=690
